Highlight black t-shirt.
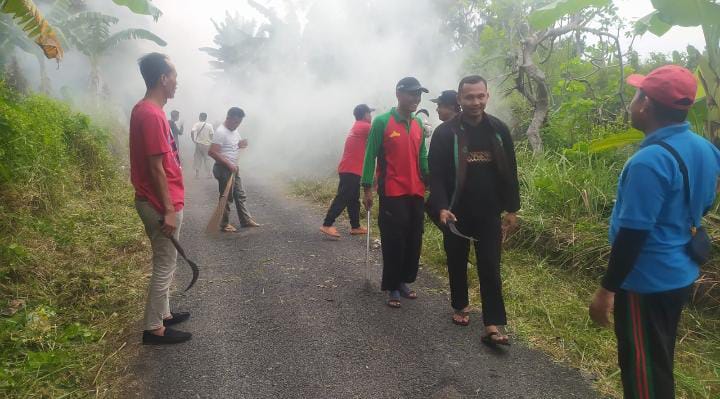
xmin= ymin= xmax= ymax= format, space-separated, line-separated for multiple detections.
xmin=454 ymin=117 xmax=503 ymax=219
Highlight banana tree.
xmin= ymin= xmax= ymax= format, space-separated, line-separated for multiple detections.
xmin=60 ymin=11 xmax=166 ymax=95
xmin=635 ymin=0 xmax=720 ymax=143
xmin=0 ymin=0 xmax=63 ymax=60
xmin=111 ymin=0 xmax=162 ymax=21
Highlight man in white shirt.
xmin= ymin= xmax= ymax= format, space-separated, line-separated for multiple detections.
xmin=191 ymin=112 xmax=215 ymax=178
xmin=208 ymin=107 xmax=259 ymax=231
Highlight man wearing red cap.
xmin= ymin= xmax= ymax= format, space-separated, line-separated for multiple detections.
xmin=589 ymin=65 xmax=720 ymax=398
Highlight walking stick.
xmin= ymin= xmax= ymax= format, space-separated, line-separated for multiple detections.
xmin=365 ymin=209 xmax=371 ymax=286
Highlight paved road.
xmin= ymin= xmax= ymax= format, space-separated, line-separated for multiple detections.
xmin=127 ymin=173 xmax=600 ymax=399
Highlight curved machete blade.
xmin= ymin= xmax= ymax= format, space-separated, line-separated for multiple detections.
xmin=160 ymin=221 xmax=200 ymax=291
xmin=447 ymin=220 xmax=478 ymax=242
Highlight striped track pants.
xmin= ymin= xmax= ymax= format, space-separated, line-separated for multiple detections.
xmin=614 ymin=286 xmax=692 ymax=399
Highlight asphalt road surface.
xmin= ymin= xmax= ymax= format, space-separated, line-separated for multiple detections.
xmin=127 ymin=173 xmax=600 ymax=399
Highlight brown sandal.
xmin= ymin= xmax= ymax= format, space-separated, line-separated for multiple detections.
xmin=387 ymin=298 xmax=401 ymax=308
xmin=221 ymin=224 xmax=237 ymax=233
xmin=452 ymin=311 xmax=470 ymax=326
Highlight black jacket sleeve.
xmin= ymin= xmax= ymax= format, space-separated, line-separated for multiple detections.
xmin=496 ymin=119 xmax=521 ymax=213
xmin=601 ymin=227 xmax=650 ymax=292
xmin=428 ymin=126 xmax=453 ymax=213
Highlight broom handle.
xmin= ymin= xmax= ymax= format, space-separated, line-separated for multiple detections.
xmin=221 ymin=170 xmax=235 ymax=198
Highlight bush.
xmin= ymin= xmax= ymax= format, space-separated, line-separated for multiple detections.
xmin=0 ymin=81 xmax=115 ymax=212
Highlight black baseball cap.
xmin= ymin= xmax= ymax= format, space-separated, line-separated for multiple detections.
xmin=396 ymin=77 xmax=429 ymax=93
xmin=353 ymin=104 xmax=375 ymax=120
xmin=430 ymin=90 xmax=459 ymax=106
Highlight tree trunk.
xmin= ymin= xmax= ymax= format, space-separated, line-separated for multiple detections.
xmin=36 ymin=54 xmax=51 ymax=94
xmin=526 ymin=84 xmax=548 ymax=154
xmin=89 ymin=58 xmax=101 ymax=98
xmin=520 ymin=39 xmax=547 ymax=154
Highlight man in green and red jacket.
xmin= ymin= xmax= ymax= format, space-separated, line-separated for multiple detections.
xmin=362 ymin=77 xmax=430 ymax=308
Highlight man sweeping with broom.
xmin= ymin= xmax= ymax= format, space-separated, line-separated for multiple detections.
xmin=208 ymin=107 xmax=260 ymax=232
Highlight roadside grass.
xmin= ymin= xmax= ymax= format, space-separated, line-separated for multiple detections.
xmin=291 ymin=176 xmax=720 ymax=399
xmin=0 ymin=186 xmax=149 ymax=398
xmin=0 ymin=83 xmax=149 ymax=398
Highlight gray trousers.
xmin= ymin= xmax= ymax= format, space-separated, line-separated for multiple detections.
xmin=213 ymin=163 xmax=252 ymax=227
xmin=193 ymin=143 xmax=211 ymax=175
xmin=135 ymin=200 xmax=184 ymax=330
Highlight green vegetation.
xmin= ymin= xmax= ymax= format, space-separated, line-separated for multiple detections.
xmin=0 ymin=81 xmax=149 ymax=398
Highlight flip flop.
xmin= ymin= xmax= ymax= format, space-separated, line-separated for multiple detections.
xmin=221 ymin=224 xmax=237 ymax=233
xmin=387 ymin=291 xmax=401 ymax=308
xmin=387 ymin=298 xmax=401 ymax=308
xmin=452 ymin=311 xmax=470 ymax=326
xmin=399 ymin=283 xmax=417 ymax=299
xmin=481 ymin=331 xmax=510 ymax=346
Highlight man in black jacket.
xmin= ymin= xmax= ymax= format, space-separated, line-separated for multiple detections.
xmin=428 ymin=75 xmax=520 ymax=345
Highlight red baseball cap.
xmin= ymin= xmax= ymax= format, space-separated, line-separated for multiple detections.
xmin=626 ymin=65 xmax=697 ymax=111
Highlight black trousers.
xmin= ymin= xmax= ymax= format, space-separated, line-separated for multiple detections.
xmin=378 ymin=195 xmax=424 ymax=291
xmin=614 ymin=285 xmax=691 ymax=399
xmin=323 ymin=173 xmax=361 ymax=228
xmin=443 ymin=215 xmax=507 ymax=326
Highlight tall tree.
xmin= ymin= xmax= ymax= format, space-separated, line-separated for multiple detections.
xmin=445 ymin=0 xmax=623 ymax=153
xmin=60 ymin=11 xmax=166 ymax=95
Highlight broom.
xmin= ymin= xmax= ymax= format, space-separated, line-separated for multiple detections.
xmin=205 ymin=169 xmax=236 ymax=233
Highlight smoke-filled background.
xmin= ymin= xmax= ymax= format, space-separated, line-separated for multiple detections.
xmin=14 ymin=0 xmax=705 ymax=177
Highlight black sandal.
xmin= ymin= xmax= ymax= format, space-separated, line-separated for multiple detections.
xmin=481 ymin=331 xmax=510 ymax=346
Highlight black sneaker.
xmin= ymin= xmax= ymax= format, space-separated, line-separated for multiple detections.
xmin=142 ymin=328 xmax=192 ymax=345
xmin=163 ymin=311 xmax=190 ymax=326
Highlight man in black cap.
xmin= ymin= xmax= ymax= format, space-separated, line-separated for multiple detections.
xmin=431 ymin=90 xmax=461 ymax=122
xmin=320 ymin=104 xmax=375 ymax=238
xmin=361 ymin=77 xmax=430 ymax=308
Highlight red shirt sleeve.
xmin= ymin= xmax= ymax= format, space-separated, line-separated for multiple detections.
xmin=141 ymin=111 xmax=171 ymax=156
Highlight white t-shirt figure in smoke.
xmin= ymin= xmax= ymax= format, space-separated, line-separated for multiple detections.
xmin=212 ymin=123 xmax=244 ymax=164
xmin=191 ymin=113 xmax=214 ymax=146
xmin=208 ymin=107 xmax=259 ymax=231
xmin=190 ymin=112 xmax=215 ymax=177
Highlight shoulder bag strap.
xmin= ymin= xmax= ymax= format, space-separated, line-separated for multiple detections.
xmin=654 ymin=141 xmax=695 ymax=227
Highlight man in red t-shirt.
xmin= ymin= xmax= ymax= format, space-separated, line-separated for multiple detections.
xmin=320 ymin=104 xmax=374 ymax=238
xmin=129 ymin=52 xmax=191 ymax=345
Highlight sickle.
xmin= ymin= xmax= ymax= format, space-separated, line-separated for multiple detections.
xmin=447 ymin=220 xmax=478 ymax=242
xmin=160 ymin=221 xmax=200 ymax=291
